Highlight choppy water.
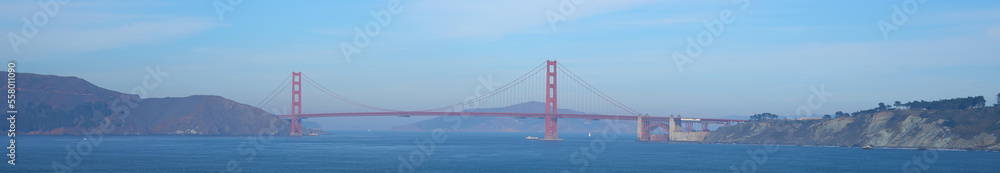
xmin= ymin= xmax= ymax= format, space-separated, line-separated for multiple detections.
xmin=3 ymin=131 xmax=999 ymax=172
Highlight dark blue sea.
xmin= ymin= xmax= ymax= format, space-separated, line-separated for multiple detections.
xmin=3 ymin=131 xmax=1000 ymax=172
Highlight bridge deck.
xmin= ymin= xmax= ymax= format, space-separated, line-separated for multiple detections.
xmin=276 ymin=112 xmax=747 ymax=122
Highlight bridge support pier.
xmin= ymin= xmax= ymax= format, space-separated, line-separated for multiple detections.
xmin=291 ymin=117 xmax=302 ymax=136
xmin=637 ymin=114 xmax=645 ymax=141
xmin=543 ymin=116 xmax=559 ymax=140
xmin=669 ymin=115 xmax=678 ymax=134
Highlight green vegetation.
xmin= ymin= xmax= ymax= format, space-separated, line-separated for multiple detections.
xmin=749 ymin=112 xmax=779 ymax=121
xmin=752 ymin=95 xmax=995 ymax=121
xmin=902 ymin=96 xmax=986 ymax=110
xmin=847 ymin=96 xmax=986 ymax=116
xmin=834 ymin=111 xmax=850 ymax=118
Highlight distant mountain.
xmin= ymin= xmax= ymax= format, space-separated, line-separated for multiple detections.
xmin=390 ymin=101 xmax=637 ymax=133
xmin=6 ymin=73 xmax=290 ymax=135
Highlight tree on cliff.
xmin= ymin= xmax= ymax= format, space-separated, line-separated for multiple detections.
xmin=750 ymin=113 xmax=779 ymax=121
xmin=902 ymin=96 xmax=986 ymax=110
xmin=834 ymin=111 xmax=849 ymax=118
xmin=822 ymin=114 xmax=831 ymax=119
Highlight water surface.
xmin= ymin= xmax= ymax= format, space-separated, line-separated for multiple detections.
xmin=4 ymin=132 xmax=999 ymax=172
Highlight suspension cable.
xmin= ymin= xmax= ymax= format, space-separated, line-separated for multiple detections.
xmin=558 ymin=62 xmax=640 ymax=115
xmin=256 ymin=73 xmax=292 ymax=108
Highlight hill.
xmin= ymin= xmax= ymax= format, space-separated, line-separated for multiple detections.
xmin=6 ymin=73 xmax=290 ymax=136
xmin=704 ymin=107 xmax=1000 ymax=150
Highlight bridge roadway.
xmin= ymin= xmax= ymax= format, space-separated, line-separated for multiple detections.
xmin=276 ymin=112 xmax=746 ymax=123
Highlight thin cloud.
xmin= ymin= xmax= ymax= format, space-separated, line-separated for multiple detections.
xmin=0 ymin=0 xmax=219 ymax=56
xmin=400 ymin=0 xmax=664 ymax=40
xmin=611 ymin=17 xmax=699 ymax=26
xmin=20 ymin=17 xmax=222 ymax=53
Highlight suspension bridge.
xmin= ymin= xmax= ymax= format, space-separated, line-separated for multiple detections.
xmin=255 ymin=60 xmax=747 ymax=141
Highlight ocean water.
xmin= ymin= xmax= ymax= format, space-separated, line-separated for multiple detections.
xmin=4 ymin=131 xmax=1000 ymax=172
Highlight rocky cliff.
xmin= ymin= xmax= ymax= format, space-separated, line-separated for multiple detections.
xmin=703 ymin=107 xmax=1000 ymax=150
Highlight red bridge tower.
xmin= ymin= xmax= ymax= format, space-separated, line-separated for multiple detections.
xmin=543 ymin=60 xmax=561 ymax=140
xmin=290 ymin=72 xmax=303 ymax=136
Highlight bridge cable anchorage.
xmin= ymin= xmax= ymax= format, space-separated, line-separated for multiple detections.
xmin=557 ymin=62 xmax=640 ymax=115
xmin=415 ymin=61 xmax=547 ymax=112
xmin=301 ymin=74 xmax=402 ymax=112
xmin=256 ymin=73 xmax=293 ymax=108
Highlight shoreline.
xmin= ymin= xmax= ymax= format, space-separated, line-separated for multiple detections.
xmin=700 ymin=142 xmax=1000 ymax=152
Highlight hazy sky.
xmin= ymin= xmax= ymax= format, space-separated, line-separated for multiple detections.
xmin=3 ymin=0 xmax=999 ymax=130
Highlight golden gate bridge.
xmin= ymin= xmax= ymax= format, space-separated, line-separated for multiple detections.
xmin=255 ymin=60 xmax=746 ymax=141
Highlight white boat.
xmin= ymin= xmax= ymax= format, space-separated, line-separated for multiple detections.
xmin=588 ymin=132 xmax=591 ymax=137
xmin=525 ymin=136 xmax=539 ymax=140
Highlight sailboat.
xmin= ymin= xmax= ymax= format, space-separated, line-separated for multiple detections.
xmin=588 ymin=132 xmax=591 ymax=137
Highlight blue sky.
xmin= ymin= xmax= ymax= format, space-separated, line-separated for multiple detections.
xmin=3 ymin=0 xmax=999 ymax=130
